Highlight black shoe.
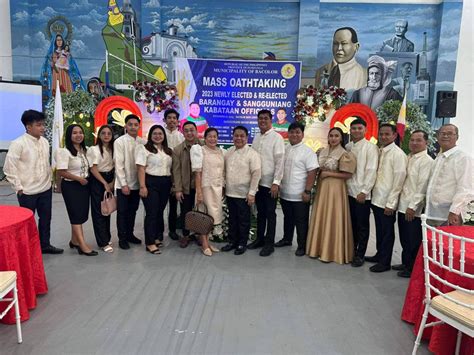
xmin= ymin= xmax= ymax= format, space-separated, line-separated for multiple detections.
xmin=259 ymin=247 xmax=274 ymax=257
xmin=127 ymin=235 xmax=142 ymax=244
xmin=295 ymin=248 xmax=305 ymax=257
xmin=220 ymin=243 xmax=236 ymax=252
xmin=42 ymin=245 xmax=64 ymax=254
xmin=169 ymin=231 xmax=180 ymax=241
xmin=234 ymin=245 xmax=247 ymax=255
xmin=69 ymin=241 xmax=78 ymax=249
xmin=179 ymin=237 xmax=190 ymax=248
xmin=369 ymin=263 xmax=391 ymax=273
xmin=351 ymin=256 xmax=365 ymax=267
xmin=391 ymin=264 xmax=406 ymax=271
xmin=397 ymin=270 xmax=412 ymax=278
xmin=77 ymin=248 xmax=98 ymax=256
xmin=365 ymin=255 xmax=379 ymax=263
xmin=119 ymin=240 xmax=130 ymax=250
xmin=274 ymin=239 xmax=292 ymax=248
xmin=247 ymin=240 xmax=264 ymax=250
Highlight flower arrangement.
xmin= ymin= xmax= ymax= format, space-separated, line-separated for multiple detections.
xmin=376 ymin=100 xmax=436 ymax=153
xmin=45 ymin=89 xmax=96 ymax=147
xmin=132 ymin=81 xmax=178 ymax=114
xmin=293 ymin=85 xmax=347 ymax=124
xmin=462 ymin=200 xmax=474 ymax=226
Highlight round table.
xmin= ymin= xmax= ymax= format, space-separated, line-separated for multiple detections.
xmin=0 ymin=205 xmax=48 ymax=324
xmin=401 ymin=225 xmax=474 ymax=355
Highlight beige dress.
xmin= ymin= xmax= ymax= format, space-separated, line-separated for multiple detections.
xmin=190 ymin=145 xmax=225 ymax=224
xmin=306 ymin=145 xmax=356 ymax=264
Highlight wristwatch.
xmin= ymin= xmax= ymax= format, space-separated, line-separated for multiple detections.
xmin=304 ymin=190 xmax=311 ymax=195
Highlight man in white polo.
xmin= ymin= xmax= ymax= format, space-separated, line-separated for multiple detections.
xmin=275 ymin=122 xmax=318 ymax=256
xmin=248 ymin=109 xmax=285 ymax=257
xmin=425 ymin=124 xmax=473 ymax=226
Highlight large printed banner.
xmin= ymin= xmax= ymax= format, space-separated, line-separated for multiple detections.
xmin=176 ymin=58 xmax=301 ymax=143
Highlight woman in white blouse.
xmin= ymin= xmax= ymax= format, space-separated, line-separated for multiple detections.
xmin=87 ymin=125 xmax=115 ymax=253
xmin=136 ymin=125 xmax=173 ymax=254
xmin=56 ymin=124 xmax=97 ymax=256
xmin=191 ymin=127 xmax=224 ymax=256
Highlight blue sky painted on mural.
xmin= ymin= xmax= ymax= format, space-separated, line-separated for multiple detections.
xmin=151 ymin=1 xmax=300 ymax=61
xmin=10 ymin=0 xmax=108 ymax=79
xmin=9 ymin=0 xmax=461 ymax=83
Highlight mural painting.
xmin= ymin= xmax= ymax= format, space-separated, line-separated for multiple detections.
xmin=9 ymin=0 xmax=463 ymax=131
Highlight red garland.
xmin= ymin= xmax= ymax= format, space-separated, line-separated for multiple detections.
xmin=95 ymin=96 xmax=143 ymax=135
xmin=330 ymin=103 xmax=379 ymax=142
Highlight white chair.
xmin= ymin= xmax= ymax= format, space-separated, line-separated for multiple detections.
xmin=412 ymin=215 xmax=474 ymax=354
xmin=0 ymin=271 xmax=22 ymax=343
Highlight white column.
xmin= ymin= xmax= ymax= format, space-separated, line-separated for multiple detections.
xmin=453 ymin=0 xmax=473 ymax=155
xmin=0 ymin=0 xmax=13 ymax=81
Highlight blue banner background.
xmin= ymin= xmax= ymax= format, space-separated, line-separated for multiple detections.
xmin=187 ymin=59 xmax=301 ymax=144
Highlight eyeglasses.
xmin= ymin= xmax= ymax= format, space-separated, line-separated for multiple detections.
xmin=438 ymin=132 xmax=457 ymax=137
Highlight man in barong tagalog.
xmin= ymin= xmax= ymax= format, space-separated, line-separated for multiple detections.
xmin=351 ymin=55 xmax=402 ymax=111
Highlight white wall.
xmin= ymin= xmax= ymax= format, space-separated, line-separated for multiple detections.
xmin=453 ymin=0 xmax=473 ymax=155
xmin=0 ymin=0 xmax=13 ymax=81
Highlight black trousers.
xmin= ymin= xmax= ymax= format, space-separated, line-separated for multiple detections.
xmin=179 ymin=189 xmax=196 ymax=237
xmin=168 ymin=192 xmax=178 ymax=233
xmin=116 ymin=188 xmax=140 ymax=242
xmin=397 ymin=212 xmax=422 ymax=271
xmin=17 ymin=188 xmax=52 ymax=249
xmin=227 ymin=196 xmax=251 ymax=247
xmin=280 ymin=198 xmax=310 ymax=249
xmin=349 ymin=197 xmax=372 ymax=258
xmin=90 ymin=171 xmax=114 ymax=248
xmin=142 ymin=175 xmax=172 ymax=245
xmin=372 ymin=205 xmax=396 ymax=267
xmin=255 ymin=185 xmax=278 ymax=247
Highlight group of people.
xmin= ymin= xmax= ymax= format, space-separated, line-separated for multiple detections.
xmin=4 ymin=109 xmax=473 ymax=277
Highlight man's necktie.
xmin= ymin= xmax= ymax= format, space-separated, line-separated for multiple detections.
xmin=394 ymin=38 xmax=400 ymax=51
xmin=328 ymin=65 xmax=340 ymax=87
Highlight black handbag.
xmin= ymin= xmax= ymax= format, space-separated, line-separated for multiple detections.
xmin=184 ymin=203 xmax=214 ymax=235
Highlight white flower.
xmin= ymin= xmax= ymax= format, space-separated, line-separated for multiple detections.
xmin=317 ymin=106 xmax=325 ymax=117
xmin=461 ymin=200 xmax=474 ymax=224
xmin=306 ymin=96 xmax=314 ymax=106
xmin=325 ymin=95 xmax=333 ymax=105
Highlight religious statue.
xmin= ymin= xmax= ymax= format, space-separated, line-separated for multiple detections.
xmin=40 ymin=17 xmax=85 ymax=103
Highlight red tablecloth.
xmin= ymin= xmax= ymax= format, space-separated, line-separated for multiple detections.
xmin=401 ymin=225 xmax=474 ymax=355
xmin=0 ymin=205 xmax=48 ymax=324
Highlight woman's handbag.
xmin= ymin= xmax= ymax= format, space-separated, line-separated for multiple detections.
xmin=101 ymin=191 xmax=117 ymax=216
xmin=185 ymin=203 xmax=214 ymax=235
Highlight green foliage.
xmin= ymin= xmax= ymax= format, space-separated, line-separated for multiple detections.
xmin=376 ymin=100 xmax=436 ymax=153
xmin=45 ymin=89 xmax=96 ymax=147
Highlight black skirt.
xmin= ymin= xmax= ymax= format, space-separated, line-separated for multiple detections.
xmin=61 ymin=179 xmax=90 ymax=224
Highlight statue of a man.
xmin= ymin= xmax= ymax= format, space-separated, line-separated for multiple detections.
xmin=380 ymin=20 xmax=414 ymax=52
xmin=351 ymin=55 xmax=402 ymax=110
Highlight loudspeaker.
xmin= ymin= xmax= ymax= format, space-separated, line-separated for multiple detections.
xmin=435 ymin=91 xmax=457 ymax=118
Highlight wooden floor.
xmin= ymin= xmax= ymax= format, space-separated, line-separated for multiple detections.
xmin=0 ymin=183 xmax=429 ymax=355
